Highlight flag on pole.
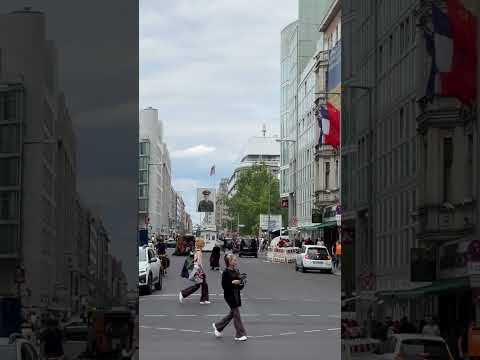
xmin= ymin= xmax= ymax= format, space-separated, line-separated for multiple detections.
xmin=210 ymin=165 xmax=215 ymax=176
xmin=425 ymin=0 xmax=477 ymax=104
xmin=318 ymin=101 xmax=340 ymax=150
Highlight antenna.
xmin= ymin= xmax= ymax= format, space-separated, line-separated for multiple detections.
xmin=262 ymin=123 xmax=266 ymax=137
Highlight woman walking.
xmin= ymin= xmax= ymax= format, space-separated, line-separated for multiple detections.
xmin=212 ymin=253 xmax=247 ymax=341
xmin=179 ymin=239 xmax=210 ymax=304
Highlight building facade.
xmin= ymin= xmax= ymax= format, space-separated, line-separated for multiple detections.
xmin=279 ymin=0 xmax=334 ymax=231
xmin=216 ymin=178 xmax=230 ymax=234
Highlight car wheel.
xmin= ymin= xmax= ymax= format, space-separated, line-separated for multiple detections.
xmin=295 ymin=263 xmax=298 ymax=271
xmin=301 ymin=264 xmax=306 ymax=273
xmin=155 ymin=273 xmax=162 ymax=290
xmin=146 ymin=274 xmax=153 ymax=295
xmin=327 ymin=268 xmax=333 ymax=274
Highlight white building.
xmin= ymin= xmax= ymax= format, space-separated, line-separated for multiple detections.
xmin=139 ymin=107 xmax=173 ymax=236
xmin=227 ymin=130 xmax=280 ymax=197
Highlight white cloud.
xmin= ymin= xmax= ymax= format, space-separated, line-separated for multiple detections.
xmin=171 ymin=144 xmax=216 ymax=158
xmin=140 ymin=0 xmax=296 ymax=216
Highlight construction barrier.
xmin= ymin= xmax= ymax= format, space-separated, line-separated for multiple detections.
xmin=266 ymin=247 xmax=299 ymax=263
xmin=341 ymin=338 xmax=380 ymax=359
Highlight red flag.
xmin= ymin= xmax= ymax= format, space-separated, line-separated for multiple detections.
xmin=443 ymin=0 xmax=477 ymax=104
xmin=324 ymin=102 xmax=340 ymax=150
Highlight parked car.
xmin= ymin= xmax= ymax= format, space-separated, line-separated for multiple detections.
xmin=138 ymin=246 xmax=162 ymax=294
xmin=295 ymin=245 xmax=333 ymax=273
xmin=63 ymin=320 xmax=88 ymax=341
xmin=232 ymin=239 xmax=241 ymax=254
xmin=374 ymin=334 xmax=454 ymax=360
xmin=165 ymin=238 xmax=176 ymax=248
xmin=239 ymin=238 xmax=258 ymax=258
xmin=0 ymin=334 xmax=39 ymax=360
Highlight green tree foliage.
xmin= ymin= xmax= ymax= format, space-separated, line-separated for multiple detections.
xmin=226 ymin=164 xmax=286 ymax=235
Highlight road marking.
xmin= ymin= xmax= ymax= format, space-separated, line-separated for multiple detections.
xmin=143 ymin=315 xmax=167 ymax=317
xmin=303 ymin=329 xmax=323 ymax=333
xmin=251 ymin=334 xmax=273 ymax=338
xmin=269 ymin=314 xmax=291 ymax=317
xmin=156 ymin=327 xmax=175 ymax=331
xmin=176 ymin=314 xmax=197 ymax=317
xmin=140 ymin=326 xmax=152 ymax=329
xmin=327 ymin=328 xmax=341 ymax=331
xmin=206 ymin=314 xmax=224 ymax=317
xmin=298 ymin=314 xmax=322 ymax=317
xmin=242 ymin=314 xmax=260 ymax=317
xmin=254 ymin=297 xmax=273 ymax=300
xmin=279 ymin=332 xmax=297 ymax=336
xmin=180 ymin=329 xmax=201 ymax=333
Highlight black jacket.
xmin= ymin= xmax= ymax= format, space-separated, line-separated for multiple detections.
xmin=222 ymin=268 xmax=244 ymax=308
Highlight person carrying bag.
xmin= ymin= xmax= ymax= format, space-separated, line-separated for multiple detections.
xmin=179 ymin=239 xmax=210 ymax=304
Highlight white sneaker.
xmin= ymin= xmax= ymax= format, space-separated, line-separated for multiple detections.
xmin=212 ymin=323 xmax=222 ymax=337
xmin=235 ymin=336 xmax=247 ymax=341
xmin=178 ymin=292 xmax=183 ymax=304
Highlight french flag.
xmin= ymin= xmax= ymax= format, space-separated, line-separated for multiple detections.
xmin=426 ymin=0 xmax=477 ymax=105
xmin=318 ymin=101 xmax=340 ymax=150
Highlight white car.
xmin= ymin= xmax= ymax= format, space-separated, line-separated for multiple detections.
xmin=375 ymin=334 xmax=454 ymax=360
xmin=295 ymin=245 xmax=333 ymax=273
xmin=0 ymin=334 xmax=39 ymax=360
xmin=138 ymin=246 xmax=162 ymax=294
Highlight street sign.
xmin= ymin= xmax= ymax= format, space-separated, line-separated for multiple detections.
xmin=260 ymin=214 xmax=282 ymax=231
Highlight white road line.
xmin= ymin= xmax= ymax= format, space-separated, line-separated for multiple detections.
xmin=254 ymin=297 xmax=273 ymax=300
xmin=279 ymin=332 xmax=297 ymax=336
xmin=143 ymin=315 xmax=167 ymax=317
xmin=242 ymin=314 xmax=260 ymax=317
xmin=327 ymin=328 xmax=341 ymax=331
xmin=303 ymin=329 xmax=323 ymax=333
xmin=140 ymin=326 xmax=152 ymax=329
xmin=176 ymin=314 xmax=197 ymax=317
xmin=206 ymin=314 xmax=224 ymax=317
xmin=155 ymin=327 xmax=176 ymax=331
xmin=179 ymin=329 xmax=201 ymax=333
xmin=251 ymin=334 xmax=273 ymax=338
xmin=298 ymin=314 xmax=322 ymax=317
xmin=269 ymin=314 xmax=291 ymax=317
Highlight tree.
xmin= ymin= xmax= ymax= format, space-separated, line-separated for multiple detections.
xmin=226 ymin=164 xmax=286 ymax=235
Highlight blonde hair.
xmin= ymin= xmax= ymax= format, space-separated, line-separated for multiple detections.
xmin=224 ymin=253 xmax=236 ymax=267
xmin=195 ymin=239 xmax=205 ymax=250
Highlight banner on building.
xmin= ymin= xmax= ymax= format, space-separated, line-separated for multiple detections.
xmin=259 ymin=214 xmax=282 ymax=231
xmin=411 ymin=248 xmax=436 ymax=282
xmin=197 ymin=188 xmax=216 ymax=213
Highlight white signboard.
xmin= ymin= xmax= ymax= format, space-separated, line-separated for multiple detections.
xmin=260 ymin=214 xmax=282 ymax=231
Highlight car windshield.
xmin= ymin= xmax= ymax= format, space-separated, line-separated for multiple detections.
xmin=139 ymin=249 xmax=147 ymax=262
xmin=307 ymin=248 xmax=329 ymax=260
xmin=400 ymin=339 xmax=449 ymax=359
xmin=0 ymin=345 xmax=17 ymax=360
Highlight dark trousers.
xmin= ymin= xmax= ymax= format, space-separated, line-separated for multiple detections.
xmin=181 ymin=277 xmax=209 ymax=301
xmin=215 ymin=307 xmax=246 ymax=338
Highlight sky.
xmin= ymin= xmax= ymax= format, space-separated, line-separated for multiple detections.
xmin=140 ymin=0 xmax=297 ymax=224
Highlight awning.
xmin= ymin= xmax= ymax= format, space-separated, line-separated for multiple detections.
xmin=377 ymin=277 xmax=470 ymax=299
xmin=298 ymin=221 xmax=337 ymax=231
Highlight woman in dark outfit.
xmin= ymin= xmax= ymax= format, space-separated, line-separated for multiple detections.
xmin=210 ymin=245 xmax=221 ymax=270
xmin=212 ymin=254 xmax=247 ymax=341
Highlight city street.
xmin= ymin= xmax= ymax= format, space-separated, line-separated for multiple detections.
xmin=140 ymin=250 xmax=340 ymax=360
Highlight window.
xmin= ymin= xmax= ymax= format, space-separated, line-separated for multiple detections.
xmin=0 ymin=224 xmax=16 ymax=255
xmin=139 ymin=199 xmax=148 ymax=212
xmin=443 ymin=138 xmax=453 ymax=202
xmin=0 ymin=191 xmax=17 ymax=220
xmin=0 ymin=158 xmax=19 ymax=186
xmin=399 ymin=107 xmax=404 ymax=139
xmin=138 ymin=185 xmax=148 ymax=198
xmin=0 ymin=93 xmax=16 ymax=121
xmin=139 ymin=170 xmax=148 ymax=184
xmin=325 ymin=162 xmax=330 ymax=189
xmin=139 ymin=141 xmax=150 ymax=155
xmin=466 ymin=134 xmax=473 ymax=197
xmin=139 ymin=157 xmax=148 ymax=170
xmin=0 ymin=125 xmax=19 ymax=153
xmin=335 ymin=160 xmax=339 ymax=187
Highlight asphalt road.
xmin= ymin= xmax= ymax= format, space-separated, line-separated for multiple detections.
xmin=140 ymin=249 xmax=341 ymax=360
